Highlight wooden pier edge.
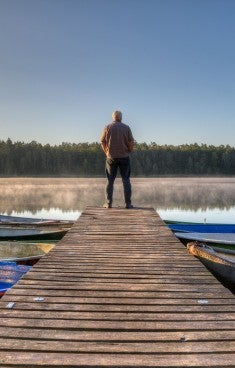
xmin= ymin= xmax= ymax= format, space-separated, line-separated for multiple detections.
xmin=0 ymin=206 xmax=234 ymax=367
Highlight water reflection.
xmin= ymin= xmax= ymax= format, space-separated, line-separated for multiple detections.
xmin=1 ymin=178 xmax=235 ymax=220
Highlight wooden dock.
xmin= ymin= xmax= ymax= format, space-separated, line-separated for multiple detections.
xmin=0 ymin=207 xmax=234 ymax=367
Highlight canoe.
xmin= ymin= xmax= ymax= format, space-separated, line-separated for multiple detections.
xmin=0 ymin=214 xmax=74 ymax=227
xmin=0 ymin=261 xmax=31 ymax=297
xmin=174 ymin=232 xmax=235 ymax=247
xmin=0 ymin=242 xmax=55 ymax=264
xmin=168 ymin=223 xmax=235 ymax=233
xmin=187 ymin=242 xmax=235 ymax=285
xmin=0 ymin=227 xmax=67 ymax=240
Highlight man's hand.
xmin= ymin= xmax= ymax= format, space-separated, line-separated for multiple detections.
xmin=101 ymin=142 xmax=107 ymax=155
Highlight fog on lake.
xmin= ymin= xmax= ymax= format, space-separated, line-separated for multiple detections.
xmin=1 ymin=177 xmax=235 ymax=223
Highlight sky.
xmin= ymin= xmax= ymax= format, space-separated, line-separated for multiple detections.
xmin=0 ymin=0 xmax=235 ymax=146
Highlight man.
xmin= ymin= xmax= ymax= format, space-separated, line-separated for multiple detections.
xmin=100 ymin=110 xmax=135 ymax=209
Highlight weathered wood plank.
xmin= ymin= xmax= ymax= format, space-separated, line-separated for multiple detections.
xmin=0 ymin=318 xmax=234 ymax=330
xmin=21 ymin=274 xmax=218 ymax=284
xmin=0 ymin=327 xmax=234 ymax=342
xmin=3 ymin=294 xmax=234 ymax=306
xmin=1 ymin=302 xmax=234 ymax=313
xmin=14 ymin=280 xmax=230 ymax=293
xmin=1 ymin=309 xmax=234 ymax=321
xmin=1 ymin=352 xmax=235 ymax=367
xmin=24 ymin=269 xmax=213 ymax=277
xmin=0 ymin=338 xmax=234 ymax=353
xmin=4 ymin=287 xmax=235 ymax=299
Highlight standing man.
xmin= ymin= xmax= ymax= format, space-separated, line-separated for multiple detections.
xmin=100 ymin=110 xmax=135 ymax=209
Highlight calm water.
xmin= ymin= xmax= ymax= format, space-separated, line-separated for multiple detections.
xmin=1 ymin=177 xmax=235 ymax=223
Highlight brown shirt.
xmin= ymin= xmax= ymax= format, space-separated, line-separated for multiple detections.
xmin=100 ymin=121 xmax=134 ymax=158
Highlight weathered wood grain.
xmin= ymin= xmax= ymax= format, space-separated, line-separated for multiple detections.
xmin=1 ymin=352 xmax=235 ymax=367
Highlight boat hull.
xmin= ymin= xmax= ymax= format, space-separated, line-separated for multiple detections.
xmin=175 ymin=232 xmax=235 ymax=247
xmin=0 ymin=214 xmax=74 ymax=227
xmin=0 ymin=228 xmax=67 ymax=241
xmin=0 ymin=242 xmax=55 ymax=264
xmin=187 ymin=243 xmax=235 ymax=285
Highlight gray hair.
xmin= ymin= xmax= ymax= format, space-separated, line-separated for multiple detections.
xmin=112 ymin=110 xmax=122 ymax=122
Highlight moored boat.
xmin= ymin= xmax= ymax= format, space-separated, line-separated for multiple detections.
xmin=0 ymin=227 xmax=67 ymax=241
xmin=0 ymin=242 xmax=55 ymax=264
xmin=174 ymin=231 xmax=235 ymax=248
xmin=0 ymin=214 xmax=74 ymax=227
xmin=187 ymin=242 xmax=235 ymax=285
xmin=0 ymin=261 xmax=31 ymax=297
xmin=168 ymin=222 xmax=235 ymax=234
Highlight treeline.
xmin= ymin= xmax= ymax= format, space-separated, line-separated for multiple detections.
xmin=1 ymin=138 xmax=235 ymax=176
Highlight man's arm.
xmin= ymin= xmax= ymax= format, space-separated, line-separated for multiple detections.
xmin=128 ymin=140 xmax=135 ymax=152
xmin=127 ymin=127 xmax=135 ymax=152
xmin=101 ymin=142 xmax=107 ymax=154
xmin=100 ymin=127 xmax=107 ymax=155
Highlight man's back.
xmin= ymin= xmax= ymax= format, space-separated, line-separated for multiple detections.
xmin=101 ymin=121 xmax=134 ymax=158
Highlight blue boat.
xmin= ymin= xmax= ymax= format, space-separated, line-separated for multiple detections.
xmin=0 ymin=261 xmax=31 ymax=296
xmin=168 ymin=222 xmax=235 ymax=234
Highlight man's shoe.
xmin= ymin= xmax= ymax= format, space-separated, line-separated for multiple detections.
xmin=103 ymin=203 xmax=112 ymax=208
xmin=125 ymin=204 xmax=134 ymax=209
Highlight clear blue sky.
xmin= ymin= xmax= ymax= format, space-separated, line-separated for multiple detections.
xmin=0 ymin=0 xmax=235 ymax=146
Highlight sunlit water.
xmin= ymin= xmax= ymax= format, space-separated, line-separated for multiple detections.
xmin=6 ymin=209 xmax=81 ymax=221
xmin=1 ymin=177 xmax=235 ymax=223
xmin=159 ymin=207 xmax=235 ymax=224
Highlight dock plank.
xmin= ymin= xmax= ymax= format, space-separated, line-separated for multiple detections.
xmin=1 ymin=352 xmax=235 ymax=367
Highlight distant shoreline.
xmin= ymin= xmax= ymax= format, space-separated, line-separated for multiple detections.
xmin=1 ymin=175 xmax=235 ymax=179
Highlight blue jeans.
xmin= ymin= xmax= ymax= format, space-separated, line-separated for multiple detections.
xmin=105 ymin=157 xmax=132 ymax=206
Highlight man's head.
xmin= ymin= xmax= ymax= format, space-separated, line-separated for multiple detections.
xmin=112 ymin=110 xmax=122 ymax=122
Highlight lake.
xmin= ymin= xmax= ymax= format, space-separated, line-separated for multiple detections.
xmin=1 ymin=177 xmax=235 ymax=223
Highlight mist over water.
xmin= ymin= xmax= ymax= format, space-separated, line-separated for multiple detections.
xmin=1 ymin=177 xmax=235 ymax=222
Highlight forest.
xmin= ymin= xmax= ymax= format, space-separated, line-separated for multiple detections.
xmin=1 ymin=138 xmax=235 ymax=176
